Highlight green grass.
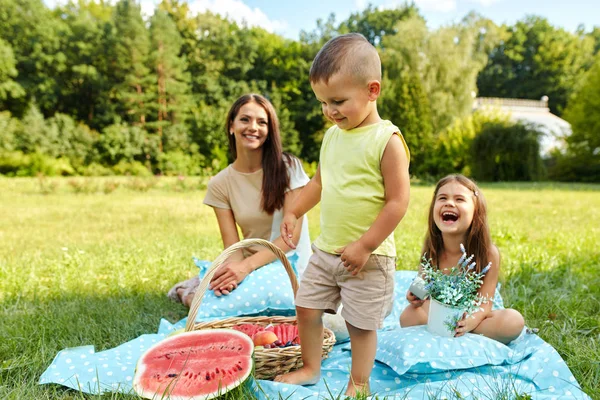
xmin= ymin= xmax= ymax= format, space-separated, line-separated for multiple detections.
xmin=1 ymin=177 xmax=598 ymax=399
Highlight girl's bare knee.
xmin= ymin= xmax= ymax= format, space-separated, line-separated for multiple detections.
xmin=505 ymin=309 xmax=525 ymax=332
xmin=399 ymin=309 xmax=416 ymax=328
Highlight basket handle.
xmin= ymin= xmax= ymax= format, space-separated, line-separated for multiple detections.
xmin=185 ymin=238 xmax=299 ymax=332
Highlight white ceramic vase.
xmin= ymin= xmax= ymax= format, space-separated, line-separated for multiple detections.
xmin=427 ymin=298 xmax=464 ymax=337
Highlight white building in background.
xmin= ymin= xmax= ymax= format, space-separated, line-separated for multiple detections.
xmin=473 ymin=96 xmax=571 ymax=157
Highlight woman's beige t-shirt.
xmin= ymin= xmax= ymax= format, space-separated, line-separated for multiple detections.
xmin=203 ymin=157 xmax=311 ymax=275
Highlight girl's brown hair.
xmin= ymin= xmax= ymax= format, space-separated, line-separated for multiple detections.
xmin=423 ymin=174 xmax=492 ymax=273
xmin=225 ymin=94 xmax=293 ymax=214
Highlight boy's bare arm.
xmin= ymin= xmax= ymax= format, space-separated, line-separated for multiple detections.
xmin=281 ymin=166 xmax=322 ymax=248
xmin=359 ymin=134 xmax=410 ymax=252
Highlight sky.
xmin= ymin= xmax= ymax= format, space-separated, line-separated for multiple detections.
xmin=43 ymin=0 xmax=598 ymax=39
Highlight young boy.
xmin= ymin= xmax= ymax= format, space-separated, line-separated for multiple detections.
xmin=275 ymin=33 xmax=411 ymax=397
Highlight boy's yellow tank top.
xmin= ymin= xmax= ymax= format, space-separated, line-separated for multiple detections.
xmin=314 ymin=120 xmax=410 ymax=257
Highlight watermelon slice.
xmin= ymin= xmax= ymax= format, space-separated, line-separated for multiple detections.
xmin=133 ymin=329 xmax=253 ymax=400
xmin=231 ymin=323 xmax=265 ymax=338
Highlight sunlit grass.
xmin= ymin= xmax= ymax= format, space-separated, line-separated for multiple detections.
xmin=0 ymin=177 xmax=598 ymax=399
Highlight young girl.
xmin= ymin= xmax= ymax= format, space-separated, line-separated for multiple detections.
xmin=400 ymin=174 xmax=524 ymax=344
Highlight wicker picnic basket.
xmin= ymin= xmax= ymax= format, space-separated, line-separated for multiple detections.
xmin=184 ymin=238 xmax=336 ymax=380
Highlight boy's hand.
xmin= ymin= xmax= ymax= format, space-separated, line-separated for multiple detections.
xmin=280 ymin=212 xmax=298 ymax=249
xmin=335 ymin=240 xmax=371 ymax=276
xmin=406 ymin=290 xmax=425 ymax=307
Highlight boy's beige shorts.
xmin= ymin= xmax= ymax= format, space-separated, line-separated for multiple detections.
xmin=295 ymin=245 xmax=396 ymax=331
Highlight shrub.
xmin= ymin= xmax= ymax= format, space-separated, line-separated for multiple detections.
xmin=429 ymin=108 xmax=511 ymax=178
xmin=0 ymin=151 xmax=75 ymax=176
xmin=79 ymin=162 xmax=114 ymax=177
xmin=112 ymin=160 xmax=153 ymax=177
xmin=0 ymin=111 xmax=21 ymax=152
xmin=157 ymin=151 xmax=204 ymax=176
xmin=471 ymin=121 xmax=546 ymax=181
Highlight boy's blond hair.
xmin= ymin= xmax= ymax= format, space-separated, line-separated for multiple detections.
xmin=309 ymin=33 xmax=381 ymax=85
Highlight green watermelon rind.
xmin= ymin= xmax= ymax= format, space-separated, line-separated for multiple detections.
xmin=133 ymin=329 xmax=254 ymax=400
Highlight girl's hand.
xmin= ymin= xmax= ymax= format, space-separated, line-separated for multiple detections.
xmin=209 ymin=261 xmax=250 ymax=296
xmin=455 ymin=313 xmax=479 ymax=337
xmin=406 ymin=290 xmax=425 ymax=307
xmin=335 ymin=240 xmax=371 ymax=276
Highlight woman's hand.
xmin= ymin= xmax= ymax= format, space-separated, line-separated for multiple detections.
xmin=209 ymin=260 xmax=251 ymax=296
xmin=406 ymin=290 xmax=425 ymax=307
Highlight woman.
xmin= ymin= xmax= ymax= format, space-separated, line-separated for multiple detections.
xmin=169 ymin=94 xmax=311 ymax=306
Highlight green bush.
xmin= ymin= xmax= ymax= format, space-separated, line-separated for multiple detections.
xmin=45 ymin=113 xmax=99 ymax=169
xmin=157 ymin=151 xmax=204 ymax=176
xmin=78 ymin=162 xmax=114 ymax=177
xmin=0 ymin=151 xmax=75 ymax=176
xmin=0 ymin=150 xmax=30 ymax=176
xmin=112 ymin=160 xmax=153 ymax=177
xmin=97 ymin=124 xmax=149 ymax=165
xmin=429 ymin=108 xmax=511 ymax=178
xmin=471 ymin=121 xmax=546 ymax=181
xmin=0 ymin=111 xmax=21 ymax=152
xmin=548 ymin=152 xmax=600 ymax=182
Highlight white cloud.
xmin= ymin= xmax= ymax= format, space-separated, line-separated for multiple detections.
xmin=413 ymin=0 xmax=457 ymax=12
xmin=467 ymin=0 xmax=502 ymax=5
xmin=379 ymin=0 xmax=457 ymax=13
xmin=354 ymin=0 xmax=367 ymax=10
xmin=187 ymin=0 xmax=288 ymax=34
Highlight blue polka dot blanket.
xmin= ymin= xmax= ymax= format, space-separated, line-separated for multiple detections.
xmin=40 ymin=271 xmax=591 ymax=399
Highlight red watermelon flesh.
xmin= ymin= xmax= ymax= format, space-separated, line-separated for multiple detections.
xmin=266 ymin=324 xmax=300 ymax=345
xmin=133 ymin=329 xmax=253 ymax=400
xmin=231 ymin=323 xmax=265 ymax=338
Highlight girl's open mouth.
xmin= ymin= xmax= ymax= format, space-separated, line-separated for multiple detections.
xmin=442 ymin=211 xmax=459 ymax=222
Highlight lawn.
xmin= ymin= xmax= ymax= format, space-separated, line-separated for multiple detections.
xmin=0 ymin=177 xmax=598 ymax=399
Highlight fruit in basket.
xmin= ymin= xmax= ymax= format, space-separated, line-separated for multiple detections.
xmin=232 ymin=323 xmax=265 ymax=338
xmin=133 ymin=329 xmax=253 ymax=400
xmin=266 ymin=323 xmax=300 ymax=345
xmin=252 ymin=331 xmax=278 ymax=346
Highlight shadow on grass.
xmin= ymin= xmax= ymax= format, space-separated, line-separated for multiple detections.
xmin=0 ymin=290 xmax=189 ymax=400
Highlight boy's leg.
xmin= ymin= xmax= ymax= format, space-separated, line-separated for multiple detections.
xmin=274 ymin=306 xmax=324 ymax=384
xmin=345 ymin=322 xmax=377 ymax=397
xmin=471 ymin=308 xmax=525 ymax=344
xmin=399 ymin=300 xmax=430 ymax=327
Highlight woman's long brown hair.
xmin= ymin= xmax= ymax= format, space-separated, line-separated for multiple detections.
xmin=225 ymin=94 xmax=293 ymax=214
xmin=422 ymin=174 xmax=492 ymax=273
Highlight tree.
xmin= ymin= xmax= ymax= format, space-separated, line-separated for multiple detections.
xmin=147 ymin=10 xmax=192 ymax=151
xmin=53 ymin=0 xmax=115 ymax=130
xmin=338 ymin=4 xmax=421 ymax=46
xmin=556 ymin=56 xmax=600 ymax=182
xmin=0 ymin=38 xmax=25 ymax=109
xmin=382 ymin=15 xmax=494 ymax=135
xmin=107 ymin=0 xmax=151 ymax=126
xmin=379 ymin=70 xmax=433 ymax=177
xmin=0 ymin=0 xmax=68 ymax=117
xmin=477 ymin=16 xmax=595 ymax=115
